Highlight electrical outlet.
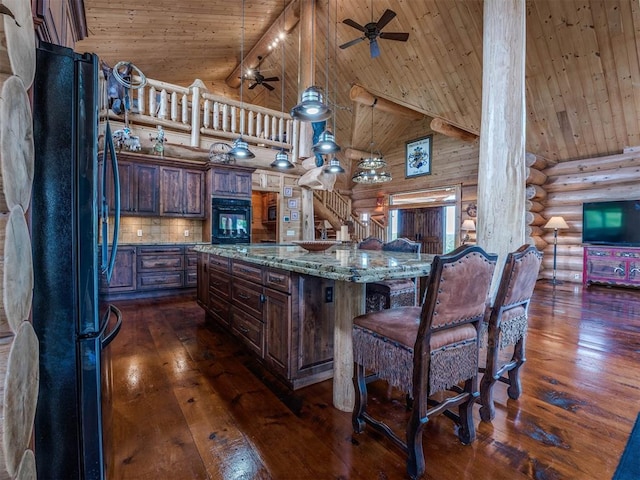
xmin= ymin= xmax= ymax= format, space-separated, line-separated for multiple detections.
xmin=137 ymin=229 xmax=143 ymax=237
xmin=325 ymin=286 xmax=333 ymax=303
xmin=184 ymin=229 xmax=189 ymax=237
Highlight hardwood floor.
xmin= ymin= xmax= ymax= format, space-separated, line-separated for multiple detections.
xmin=105 ymin=282 xmax=640 ymax=479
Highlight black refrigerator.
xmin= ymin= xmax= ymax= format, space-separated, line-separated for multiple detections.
xmin=31 ymin=42 xmax=122 ymax=480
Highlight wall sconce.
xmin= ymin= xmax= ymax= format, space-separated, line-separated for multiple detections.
xmin=461 ymin=219 xmax=476 ymax=245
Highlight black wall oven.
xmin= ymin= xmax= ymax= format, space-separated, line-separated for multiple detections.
xmin=212 ymin=197 xmax=252 ymax=244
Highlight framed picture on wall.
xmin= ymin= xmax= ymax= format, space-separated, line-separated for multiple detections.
xmin=405 ymin=135 xmax=432 ymax=178
xmin=283 ymin=186 xmax=293 ymax=197
xmin=291 ymin=210 xmax=299 ymax=221
xmin=288 ymin=199 xmax=298 ymax=209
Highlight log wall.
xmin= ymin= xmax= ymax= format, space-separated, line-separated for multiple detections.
xmin=350 ymin=116 xmax=480 ymax=230
xmin=541 ymin=150 xmax=640 ymax=283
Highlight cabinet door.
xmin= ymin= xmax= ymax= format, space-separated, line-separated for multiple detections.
xmin=264 ymin=287 xmax=291 ymax=376
xmin=134 ymin=164 xmax=160 ymax=215
xmin=212 ymin=169 xmax=233 ymax=195
xmin=183 ymin=169 xmax=205 ymax=217
xmin=196 ymin=252 xmax=209 ymax=308
xmin=160 ymin=166 xmax=183 ymax=215
xmin=100 ymin=246 xmax=136 ymax=293
xmin=106 ymin=161 xmax=134 ymax=214
xmin=233 ymin=171 xmax=252 ymax=197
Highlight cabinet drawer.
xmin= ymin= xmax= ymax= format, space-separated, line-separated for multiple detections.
xmin=137 ymin=246 xmax=183 ymax=255
xmin=186 ymin=253 xmax=198 ymax=269
xmin=231 ymin=307 xmax=264 ymax=356
xmin=185 ymin=270 xmax=198 ymax=287
xmin=209 ymin=255 xmax=230 ymax=273
xmin=137 ymin=254 xmax=184 ymax=271
xmin=232 ymin=260 xmax=263 ymax=283
xmin=209 ymin=295 xmax=231 ymax=327
xmin=209 ymin=270 xmax=231 ymax=300
xmin=264 ymin=268 xmax=291 ymax=293
xmin=232 ymin=277 xmax=263 ymax=318
xmin=137 ymin=271 xmax=184 ymax=290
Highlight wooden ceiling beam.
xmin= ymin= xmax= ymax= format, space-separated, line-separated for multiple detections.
xmin=349 ymin=85 xmax=423 ymax=120
xmin=226 ymin=0 xmax=301 ymax=88
xmin=430 ymin=118 xmax=478 ymax=143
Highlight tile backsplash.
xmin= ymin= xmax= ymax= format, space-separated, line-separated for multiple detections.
xmin=109 ymin=216 xmax=204 ymax=244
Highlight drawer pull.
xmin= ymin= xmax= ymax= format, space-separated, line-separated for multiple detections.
xmin=614 ymin=265 xmax=625 ymax=275
xmin=239 ymin=326 xmax=249 ymax=334
xmin=238 ymin=292 xmax=251 ymax=300
xmin=630 ymin=267 xmax=640 ymax=276
xmin=268 ymin=276 xmax=283 ymax=283
xmin=238 ymin=267 xmax=255 ymax=274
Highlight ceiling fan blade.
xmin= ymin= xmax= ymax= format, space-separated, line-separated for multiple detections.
xmin=370 ymin=39 xmax=380 ymax=58
xmin=248 ymin=82 xmax=258 ymax=90
xmin=376 ymin=9 xmax=397 ymax=31
xmin=339 ymin=37 xmax=365 ymax=50
xmin=262 ymin=76 xmax=279 ymax=82
xmin=380 ymin=32 xmax=409 ymax=42
xmin=263 ymin=82 xmax=275 ymax=91
xmin=343 ymin=18 xmax=366 ymax=32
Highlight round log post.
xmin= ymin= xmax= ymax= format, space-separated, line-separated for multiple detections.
xmin=0 ymin=0 xmax=35 ymax=88
xmin=0 ymin=75 xmax=34 ymax=212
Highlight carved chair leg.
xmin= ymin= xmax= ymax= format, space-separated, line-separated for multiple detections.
xmin=458 ymin=378 xmax=477 ymax=445
xmin=479 ymin=324 xmax=500 ymax=422
xmin=352 ymin=362 xmax=368 ymax=433
xmin=507 ymin=336 xmax=526 ymax=400
xmin=406 ymin=408 xmax=427 ymax=480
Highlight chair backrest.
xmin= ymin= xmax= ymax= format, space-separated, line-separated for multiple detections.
xmin=419 ymin=245 xmax=498 ymax=332
xmin=382 ymin=238 xmax=421 ymax=253
xmin=358 ymin=236 xmax=383 ymax=251
xmin=493 ymin=244 xmax=543 ymax=313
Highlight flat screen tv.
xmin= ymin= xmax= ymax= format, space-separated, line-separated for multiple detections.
xmin=582 ymin=200 xmax=640 ymax=246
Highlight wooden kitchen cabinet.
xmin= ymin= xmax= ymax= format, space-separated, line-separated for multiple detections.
xmin=101 ymin=244 xmax=197 ymax=298
xmin=196 ymin=252 xmax=209 ymax=308
xmin=160 ymin=167 xmax=205 ymax=218
xmin=116 ymin=161 xmax=160 ymax=216
xmin=583 ymin=246 xmax=640 ymax=288
xmin=99 ymin=246 xmax=136 ymax=293
xmin=210 ymin=166 xmax=253 ymax=199
xmin=199 ymin=257 xmax=333 ymax=389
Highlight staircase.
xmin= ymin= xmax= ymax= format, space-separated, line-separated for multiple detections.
xmin=313 ymin=190 xmax=386 ymax=242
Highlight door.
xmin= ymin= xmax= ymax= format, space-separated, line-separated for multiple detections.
xmin=397 ymin=207 xmax=444 ymax=254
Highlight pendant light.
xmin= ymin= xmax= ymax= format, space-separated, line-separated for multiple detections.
xmin=291 ymin=0 xmax=332 ymax=122
xmin=271 ymin=0 xmax=294 ymax=170
xmin=352 ymin=105 xmax=391 ymax=183
xmin=322 ymin=0 xmax=344 ymax=173
xmin=230 ymin=0 xmax=255 ymax=159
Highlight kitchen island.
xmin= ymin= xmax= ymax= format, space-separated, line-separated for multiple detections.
xmin=194 ymin=243 xmax=434 ymax=412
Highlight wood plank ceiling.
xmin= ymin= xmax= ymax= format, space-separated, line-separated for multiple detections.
xmin=76 ymin=0 xmax=640 ymax=165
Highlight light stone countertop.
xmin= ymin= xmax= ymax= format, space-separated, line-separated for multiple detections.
xmin=194 ymin=243 xmax=434 ymax=282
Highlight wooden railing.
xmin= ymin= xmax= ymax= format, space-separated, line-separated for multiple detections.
xmin=99 ymin=75 xmax=297 ymax=156
xmin=314 ymin=190 xmax=387 ymax=242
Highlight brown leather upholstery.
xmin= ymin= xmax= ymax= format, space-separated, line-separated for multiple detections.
xmin=352 ymin=245 xmax=498 ymax=479
xmin=358 ymin=236 xmax=383 ymax=251
xmin=479 ymin=244 xmax=543 ymax=422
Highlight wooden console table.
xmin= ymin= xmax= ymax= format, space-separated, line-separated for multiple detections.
xmin=583 ymin=245 xmax=640 ymax=288
xmin=194 ymin=243 xmax=433 ymax=412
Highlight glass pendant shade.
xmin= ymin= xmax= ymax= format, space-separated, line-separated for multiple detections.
xmin=323 ymin=156 xmax=345 ymax=173
xmin=271 ymin=149 xmax=294 ymax=169
xmin=290 ymin=86 xmax=331 ymax=121
xmin=313 ymin=130 xmax=341 ymax=154
xmin=352 ymin=169 xmax=392 ymax=184
xmin=229 ymin=137 xmax=255 ymax=159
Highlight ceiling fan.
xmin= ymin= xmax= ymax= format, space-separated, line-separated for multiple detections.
xmin=242 ymin=56 xmax=279 ymax=91
xmin=339 ymin=9 xmax=409 ymax=59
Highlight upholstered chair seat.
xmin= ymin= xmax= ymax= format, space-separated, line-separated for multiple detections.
xmin=351 ymin=245 xmax=498 ymax=479
xmin=479 ymin=244 xmax=543 ymax=422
